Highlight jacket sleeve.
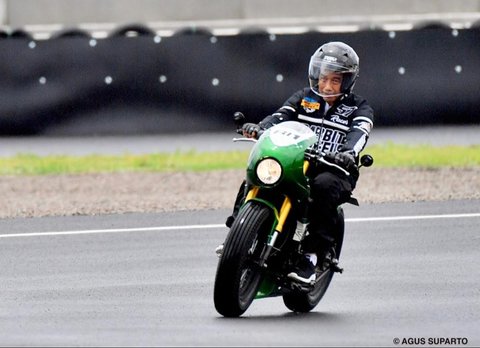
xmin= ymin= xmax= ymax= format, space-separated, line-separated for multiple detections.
xmin=339 ymin=100 xmax=374 ymax=158
xmin=258 ymin=89 xmax=304 ymax=129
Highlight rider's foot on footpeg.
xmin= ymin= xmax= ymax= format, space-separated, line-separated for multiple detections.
xmin=287 ymin=255 xmax=316 ymax=284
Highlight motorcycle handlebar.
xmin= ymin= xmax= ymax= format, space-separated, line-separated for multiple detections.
xmin=233 ymin=111 xmax=264 ymax=139
xmin=304 ymin=149 xmax=351 ymax=177
xmin=318 ymin=157 xmax=351 ymax=176
xmin=235 ymin=127 xmax=264 ymax=139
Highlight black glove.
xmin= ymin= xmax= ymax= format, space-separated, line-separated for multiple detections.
xmin=333 ymin=152 xmax=358 ymax=175
xmin=241 ymin=123 xmax=261 ymax=139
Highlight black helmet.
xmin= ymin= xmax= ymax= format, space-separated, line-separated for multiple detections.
xmin=308 ymin=41 xmax=359 ymax=97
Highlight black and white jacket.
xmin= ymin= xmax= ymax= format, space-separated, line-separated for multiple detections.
xmin=259 ymin=87 xmax=374 ymax=159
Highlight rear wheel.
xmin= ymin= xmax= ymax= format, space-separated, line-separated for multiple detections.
xmin=213 ymin=201 xmax=273 ymax=317
xmin=282 ymin=207 xmax=345 ymax=313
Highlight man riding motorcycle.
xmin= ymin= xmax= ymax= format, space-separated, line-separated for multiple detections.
xmin=223 ymin=41 xmax=374 ymax=285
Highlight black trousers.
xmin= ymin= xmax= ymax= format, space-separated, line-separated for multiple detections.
xmin=302 ymin=171 xmax=354 ymax=254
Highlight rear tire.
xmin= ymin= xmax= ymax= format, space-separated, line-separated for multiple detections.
xmin=214 ymin=201 xmax=273 ymax=317
xmin=283 ymin=207 xmax=345 ymax=313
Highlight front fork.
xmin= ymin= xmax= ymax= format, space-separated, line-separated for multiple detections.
xmin=245 ymin=194 xmax=291 ymax=268
xmin=245 ymin=160 xmax=310 ymax=267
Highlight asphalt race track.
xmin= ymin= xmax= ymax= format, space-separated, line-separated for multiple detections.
xmin=0 ymin=126 xmax=479 ymax=346
xmin=1 ymin=200 xmax=479 ymax=346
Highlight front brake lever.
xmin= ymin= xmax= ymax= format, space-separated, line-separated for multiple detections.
xmin=233 ymin=137 xmax=257 ymax=143
xmin=318 ymin=157 xmax=350 ymax=176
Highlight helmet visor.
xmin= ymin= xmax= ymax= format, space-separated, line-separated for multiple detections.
xmin=308 ymin=55 xmax=357 ymax=97
xmin=309 ymin=56 xmax=354 ymax=79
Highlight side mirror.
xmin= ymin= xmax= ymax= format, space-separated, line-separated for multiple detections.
xmin=233 ymin=112 xmax=246 ymax=127
xmin=359 ymin=154 xmax=374 ymax=168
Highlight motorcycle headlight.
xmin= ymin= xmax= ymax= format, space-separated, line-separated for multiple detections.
xmin=256 ymin=158 xmax=282 ymax=185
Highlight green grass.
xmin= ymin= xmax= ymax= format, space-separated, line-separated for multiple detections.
xmin=0 ymin=151 xmax=250 ymax=175
xmin=0 ymin=144 xmax=479 ymax=175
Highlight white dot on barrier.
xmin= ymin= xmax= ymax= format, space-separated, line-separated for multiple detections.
xmin=212 ymin=78 xmax=220 ymax=86
xmin=105 ymin=76 xmax=113 ymax=84
xmin=28 ymin=41 xmax=36 ymax=49
xmin=153 ymin=36 xmax=162 ymax=43
xmin=398 ymin=67 xmax=406 ymax=75
xmin=210 ymin=36 xmax=218 ymax=44
xmin=388 ymin=31 xmax=396 ymax=39
xmin=159 ymin=75 xmax=167 ymax=83
xmin=451 ymin=29 xmax=459 ymax=37
xmin=39 ymin=77 xmax=47 ymax=84
xmin=276 ymin=74 xmax=284 ymax=82
xmin=454 ymin=65 xmax=462 ymax=73
xmin=89 ymin=39 xmax=97 ymax=47
xmin=269 ymin=34 xmax=276 ymax=41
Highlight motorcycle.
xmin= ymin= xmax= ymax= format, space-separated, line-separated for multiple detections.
xmin=213 ymin=112 xmax=373 ymax=317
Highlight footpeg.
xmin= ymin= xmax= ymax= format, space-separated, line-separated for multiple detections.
xmin=330 ymin=258 xmax=343 ymax=273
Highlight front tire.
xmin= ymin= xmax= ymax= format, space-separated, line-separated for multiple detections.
xmin=213 ymin=201 xmax=273 ymax=317
xmin=282 ymin=207 xmax=345 ymax=313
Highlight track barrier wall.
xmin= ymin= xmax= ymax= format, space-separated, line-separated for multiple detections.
xmin=0 ymin=24 xmax=479 ymax=135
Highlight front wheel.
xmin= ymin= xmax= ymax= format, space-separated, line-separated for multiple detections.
xmin=213 ymin=201 xmax=273 ymax=317
xmin=282 ymin=207 xmax=345 ymax=313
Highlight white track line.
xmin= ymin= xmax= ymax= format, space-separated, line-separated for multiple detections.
xmin=347 ymin=213 xmax=480 ymax=222
xmin=0 ymin=213 xmax=479 ymax=239
xmin=0 ymin=224 xmax=222 ymax=239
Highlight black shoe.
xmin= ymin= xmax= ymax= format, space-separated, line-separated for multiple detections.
xmin=287 ymin=255 xmax=316 ymax=284
xmin=225 ymin=215 xmax=235 ymax=228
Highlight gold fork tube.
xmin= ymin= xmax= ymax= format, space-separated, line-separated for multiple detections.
xmin=303 ymin=160 xmax=309 ymax=174
xmin=245 ymin=186 xmax=259 ymax=201
xmin=275 ymin=196 xmax=292 ymax=233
